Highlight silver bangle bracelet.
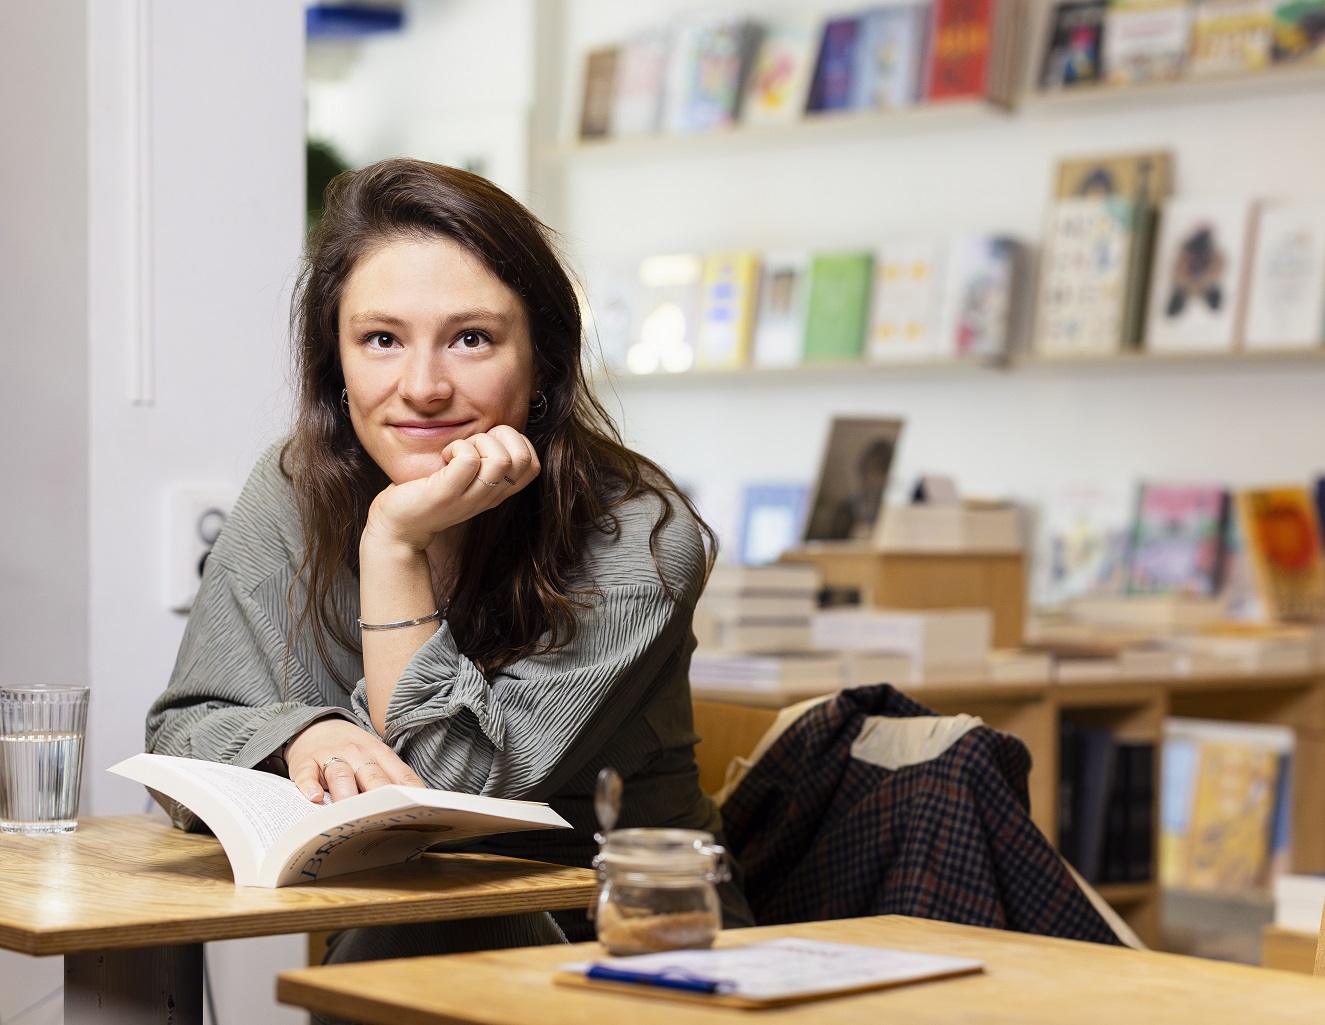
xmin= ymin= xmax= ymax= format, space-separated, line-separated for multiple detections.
xmin=358 ymin=609 xmax=442 ymax=632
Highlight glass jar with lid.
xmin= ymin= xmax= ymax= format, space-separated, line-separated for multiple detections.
xmin=594 ymin=827 xmax=730 ymax=956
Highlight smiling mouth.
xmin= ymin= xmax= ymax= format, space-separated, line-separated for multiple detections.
xmin=389 ymin=420 xmax=474 ymax=438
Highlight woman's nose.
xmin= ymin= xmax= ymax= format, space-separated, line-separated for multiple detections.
xmin=398 ymin=348 xmax=452 ymax=406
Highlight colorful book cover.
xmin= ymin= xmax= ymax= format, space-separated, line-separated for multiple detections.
xmin=806 ymin=16 xmax=862 ymax=112
xmin=751 ymin=251 xmax=810 ymax=367
xmin=1039 ymin=0 xmax=1109 ymax=86
xmin=1145 ymin=197 xmax=1256 ymax=353
xmin=1036 ymin=481 xmax=1131 ymax=607
xmin=1036 ymin=197 xmax=1138 ymax=356
xmin=626 ymin=254 xmax=702 ymax=374
xmin=924 ymin=0 xmax=994 ymax=100
xmin=1236 ymin=486 xmax=1325 ymax=622
xmin=934 ymin=235 xmax=1018 ymax=358
xmin=1185 ymin=740 xmax=1281 ymax=891
xmin=1243 ymin=203 xmax=1325 ymax=350
xmin=850 ymin=4 xmax=929 ymax=109
xmin=802 ymin=253 xmax=875 ymax=361
xmin=696 ymin=252 xmax=760 ymax=370
xmin=741 ymin=20 xmax=818 ymax=126
xmin=662 ymin=20 xmax=759 ymax=134
xmin=611 ymin=33 xmax=670 ymax=137
xmin=1189 ymin=0 xmax=1273 ymax=73
xmin=1270 ymin=0 xmax=1325 ymax=61
xmin=866 ymin=240 xmax=943 ymax=361
xmin=1102 ymin=0 xmax=1195 ymax=84
xmin=1124 ymin=483 xmax=1229 ymax=596
xmin=579 ymin=46 xmax=619 ymax=139
xmin=1055 ymin=150 xmax=1173 ymax=205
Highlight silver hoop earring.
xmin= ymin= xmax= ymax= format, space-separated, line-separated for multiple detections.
xmin=529 ymin=391 xmax=547 ymax=420
xmin=340 ymin=388 xmax=350 ymax=416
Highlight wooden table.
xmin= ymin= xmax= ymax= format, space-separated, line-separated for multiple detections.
xmin=277 ymin=915 xmax=1325 ymax=1025
xmin=0 ymin=815 xmax=596 ymax=1025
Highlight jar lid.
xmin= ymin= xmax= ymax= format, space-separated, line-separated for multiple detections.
xmin=598 ymin=828 xmax=722 ymax=873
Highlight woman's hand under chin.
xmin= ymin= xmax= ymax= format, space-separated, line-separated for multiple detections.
xmin=362 ymin=424 xmax=541 ymax=555
xmin=286 ymin=718 xmax=427 ymax=803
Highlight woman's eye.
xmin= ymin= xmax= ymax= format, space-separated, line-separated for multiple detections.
xmin=365 ymin=332 xmax=396 ymax=350
xmin=456 ymin=330 xmax=490 ymax=349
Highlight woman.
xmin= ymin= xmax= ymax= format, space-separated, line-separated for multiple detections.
xmin=146 ymin=158 xmax=752 ymax=958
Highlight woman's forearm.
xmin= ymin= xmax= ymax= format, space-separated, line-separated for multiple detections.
xmin=358 ymin=535 xmax=437 ymax=735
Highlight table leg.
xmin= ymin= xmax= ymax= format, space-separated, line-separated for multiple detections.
xmin=64 ymin=945 xmax=203 ymax=1025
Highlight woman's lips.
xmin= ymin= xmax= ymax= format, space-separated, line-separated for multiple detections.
xmin=389 ymin=419 xmax=473 ymax=439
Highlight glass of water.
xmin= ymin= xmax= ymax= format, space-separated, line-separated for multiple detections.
xmin=0 ymin=685 xmax=89 ymax=835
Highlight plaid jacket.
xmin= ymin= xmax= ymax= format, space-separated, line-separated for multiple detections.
xmin=721 ymin=684 xmax=1121 ymax=944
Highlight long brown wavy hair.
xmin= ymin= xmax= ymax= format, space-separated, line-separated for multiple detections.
xmin=282 ymin=158 xmax=713 ymax=687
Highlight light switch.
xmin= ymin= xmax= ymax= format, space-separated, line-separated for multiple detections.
xmin=167 ymin=485 xmax=238 ymax=613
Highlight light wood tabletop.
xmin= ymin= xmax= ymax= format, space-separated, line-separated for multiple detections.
xmin=0 ymin=814 xmax=596 ymax=956
xmin=278 ymin=914 xmax=1325 ymax=1025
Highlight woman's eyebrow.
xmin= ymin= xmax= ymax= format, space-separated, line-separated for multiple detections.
xmin=347 ymin=307 xmax=514 ymax=329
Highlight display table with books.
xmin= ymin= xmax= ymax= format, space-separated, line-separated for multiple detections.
xmin=0 ymin=815 xmax=596 ymax=1025
xmin=276 ymin=914 xmax=1325 ymax=1025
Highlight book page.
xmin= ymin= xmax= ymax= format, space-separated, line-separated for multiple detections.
xmin=173 ymin=758 xmax=322 ymax=849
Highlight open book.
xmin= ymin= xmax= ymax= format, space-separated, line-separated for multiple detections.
xmin=110 ymin=753 xmax=570 ymax=887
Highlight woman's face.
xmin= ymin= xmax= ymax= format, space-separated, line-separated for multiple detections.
xmin=338 ymin=236 xmax=536 ymax=485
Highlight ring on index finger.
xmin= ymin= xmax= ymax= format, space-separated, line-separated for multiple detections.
xmin=502 ymin=475 xmax=518 ymax=486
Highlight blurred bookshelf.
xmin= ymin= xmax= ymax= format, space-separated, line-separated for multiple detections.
xmin=591 ymin=347 xmax=1325 ymax=388
xmin=545 ymin=65 xmax=1325 ymax=165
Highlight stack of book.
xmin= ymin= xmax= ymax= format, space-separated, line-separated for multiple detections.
xmin=692 ymin=563 xmax=820 ymax=653
xmin=578 ymin=2 xmax=1026 ymax=143
xmin=810 ymin=607 xmax=993 ymax=683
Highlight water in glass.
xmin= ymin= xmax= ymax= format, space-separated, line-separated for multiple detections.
xmin=0 ymin=731 xmax=84 ymax=834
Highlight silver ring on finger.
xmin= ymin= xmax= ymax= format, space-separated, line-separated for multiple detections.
xmin=502 ymin=475 xmax=517 ymax=486
xmin=353 ymin=761 xmax=380 ymax=775
xmin=476 ymin=476 xmax=501 ymax=487
xmin=321 ymin=756 xmax=346 ymax=771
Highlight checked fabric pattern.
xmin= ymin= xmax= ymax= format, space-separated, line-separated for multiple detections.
xmin=720 ymin=684 xmax=1121 ymax=945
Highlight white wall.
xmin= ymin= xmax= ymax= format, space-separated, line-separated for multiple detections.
xmin=307 ymin=0 xmax=536 ymax=200
xmin=549 ymin=1 xmax=1325 ymax=583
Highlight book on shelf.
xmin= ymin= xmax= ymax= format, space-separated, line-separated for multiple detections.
xmin=866 ymin=240 xmax=943 ymax=362
xmin=1123 ymin=482 xmax=1229 ymax=596
xmin=1189 ymin=0 xmax=1274 ymax=74
xmin=611 ymin=32 xmax=671 ymax=137
xmin=1269 ymin=0 xmax=1325 ymax=61
xmin=1144 ymin=197 xmax=1256 ymax=353
xmin=1235 ymin=486 xmax=1325 ymax=622
xmin=741 ymin=19 xmax=819 ymax=126
xmin=626 ymin=254 xmax=702 ymax=374
xmin=1102 ymin=0 xmax=1195 ymax=84
xmin=738 ymin=484 xmax=810 ymax=565
xmin=662 ymin=18 xmax=762 ymax=134
xmin=579 ymin=46 xmax=619 ymax=139
xmin=109 ymin=753 xmax=570 ymax=888
xmin=1039 ymin=0 xmax=1109 ymax=86
xmin=811 ymin=607 xmax=993 ymax=666
xmin=706 ymin=562 xmax=821 ymax=596
xmin=696 ymin=252 xmax=760 ymax=370
xmin=1054 ymin=149 xmax=1174 ymax=206
xmin=803 ymin=252 xmax=875 ymax=361
xmin=1160 ymin=718 xmax=1292 ymax=892
xmin=1064 ymin=593 xmax=1227 ymax=632
xmin=806 ymin=16 xmax=863 ymax=113
xmin=1242 ymin=202 xmax=1325 ymax=350
xmin=580 ymin=263 xmax=637 ymax=371
xmin=845 ymin=650 xmax=919 ymax=687
xmin=934 ymin=234 xmax=1021 ymax=358
xmin=689 ymin=651 xmax=843 ymax=693
xmin=1035 ymin=481 xmax=1132 ymax=608
xmin=987 ymin=648 xmax=1054 ymax=682
xmin=751 ymin=250 xmax=810 ymax=367
xmin=851 ymin=4 xmax=931 ymax=109
xmin=925 ymin=0 xmax=995 ymax=100
xmin=1172 ymin=627 xmax=1317 ymax=672
xmin=693 ymin=617 xmax=814 ymax=654
xmin=1057 ymin=726 xmax=1154 ymax=885
xmin=1035 ymin=196 xmax=1154 ymax=356
xmin=1053 ymin=656 xmax=1124 ymax=681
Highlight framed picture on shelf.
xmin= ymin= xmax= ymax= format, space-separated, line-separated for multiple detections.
xmin=803 ymin=416 xmax=905 ymax=542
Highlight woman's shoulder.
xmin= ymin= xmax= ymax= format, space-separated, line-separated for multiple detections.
xmin=207 ymin=442 xmax=306 ymax=591
xmin=578 ymin=481 xmax=709 ymax=606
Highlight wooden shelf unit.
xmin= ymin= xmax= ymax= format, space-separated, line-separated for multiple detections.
xmin=694 ymin=669 xmax=1325 ymax=950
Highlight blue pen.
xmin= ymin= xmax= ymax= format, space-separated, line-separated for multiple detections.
xmin=586 ymin=964 xmax=730 ymax=995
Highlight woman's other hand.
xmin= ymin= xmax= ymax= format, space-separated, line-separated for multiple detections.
xmin=363 ymin=424 xmax=540 ymax=553
xmin=286 ymin=718 xmax=426 ymax=803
